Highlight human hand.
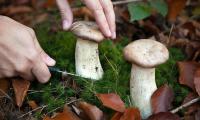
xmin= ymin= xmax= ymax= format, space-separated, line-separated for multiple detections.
xmin=56 ymin=0 xmax=116 ymax=39
xmin=0 ymin=16 xmax=56 ymax=83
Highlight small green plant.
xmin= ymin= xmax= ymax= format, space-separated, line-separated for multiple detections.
xmin=128 ymin=0 xmax=168 ymax=21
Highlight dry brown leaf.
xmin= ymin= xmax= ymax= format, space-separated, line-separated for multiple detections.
xmin=111 ymin=112 xmax=123 ymax=120
xmin=194 ymin=69 xmax=200 ymax=96
xmin=43 ymin=116 xmax=52 ymax=120
xmin=42 ymin=0 xmax=56 ymax=8
xmin=167 ymin=0 xmax=187 ymax=22
xmin=120 ymin=108 xmax=141 ymax=120
xmin=72 ymin=7 xmax=94 ymax=20
xmin=15 ymin=0 xmax=30 ymax=4
xmin=28 ymin=100 xmax=38 ymax=110
xmin=177 ymin=61 xmax=200 ymax=90
xmin=183 ymin=93 xmax=200 ymax=116
xmin=151 ymin=84 xmax=174 ymax=114
xmin=12 ymin=78 xmax=30 ymax=107
xmin=148 ymin=112 xmax=181 ymax=120
xmin=96 ymin=93 xmax=125 ymax=112
xmin=78 ymin=101 xmax=103 ymax=120
xmin=1 ymin=5 xmax=32 ymax=15
xmin=33 ymin=13 xmax=48 ymax=25
xmin=0 ymin=78 xmax=10 ymax=98
xmin=195 ymin=109 xmax=200 ymax=120
xmin=44 ymin=105 xmax=80 ymax=120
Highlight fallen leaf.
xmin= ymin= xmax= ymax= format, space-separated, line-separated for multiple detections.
xmin=185 ymin=42 xmax=200 ymax=60
xmin=28 ymin=100 xmax=38 ymax=110
xmin=33 ymin=13 xmax=48 ymax=25
xmin=151 ymin=84 xmax=174 ymax=114
xmin=120 ymin=108 xmax=141 ymax=120
xmin=12 ymin=78 xmax=30 ymax=107
xmin=0 ymin=78 xmax=10 ymax=98
xmin=111 ymin=112 xmax=123 ymax=120
xmin=42 ymin=0 xmax=56 ymax=8
xmin=96 ymin=93 xmax=125 ymax=112
xmin=78 ymin=101 xmax=103 ymax=120
xmin=148 ymin=112 xmax=181 ymax=120
xmin=182 ymin=93 xmax=200 ymax=116
xmin=184 ymin=115 xmax=195 ymax=120
xmin=177 ymin=61 xmax=200 ymax=90
xmin=15 ymin=0 xmax=30 ymax=4
xmin=167 ymin=0 xmax=187 ymax=22
xmin=43 ymin=116 xmax=52 ymax=120
xmin=138 ymin=20 xmax=160 ymax=35
xmin=1 ymin=5 xmax=32 ymax=15
xmin=195 ymin=109 xmax=200 ymax=120
xmin=194 ymin=69 xmax=200 ymax=96
xmin=72 ymin=7 xmax=94 ymax=20
xmin=44 ymin=105 xmax=81 ymax=120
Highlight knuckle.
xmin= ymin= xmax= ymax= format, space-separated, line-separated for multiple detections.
xmin=28 ymin=28 xmax=36 ymax=38
xmin=28 ymin=52 xmax=39 ymax=62
xmin=16 ymin=60 xmax=30 ymax=73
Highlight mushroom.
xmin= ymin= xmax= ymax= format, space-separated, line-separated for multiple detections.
xmin=70 ymin=21 xmax=104 ymax=80
xmin=123 ymin=39 xmax=169 ymax=119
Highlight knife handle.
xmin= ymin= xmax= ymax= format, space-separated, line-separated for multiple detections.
xmin=48 ymin=66 xmax=60 ymax=73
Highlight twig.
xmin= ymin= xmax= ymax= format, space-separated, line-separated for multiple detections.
xmin=167 ymin=24 xmax=175 ymax=46
xmin=112 ymin=0 xmax=142 ymax=5
xmin=170 ymin=97 xmax=200 ymax=113
xmin=46 ymin=98 xmax=81 ymax=115
xmin=18 ymin=105 xmax=48 ymax=118
xmin=0 ymin=89 xmax=13 ymax=101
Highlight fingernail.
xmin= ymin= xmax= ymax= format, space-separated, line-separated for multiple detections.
xmin=46 ymin=56 xmax=56 ymax=66
xmin=112 ymin=32 xmax=116 ymax=39
xmin=106 ymin=30 xmax=112 ymax=37
xmin=63 ymin=20 xmax=71 ymax=30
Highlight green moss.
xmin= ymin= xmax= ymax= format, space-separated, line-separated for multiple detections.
xmin=28 ymin=21 xmax=189 ymax=117
xmin=156 ymin=48 xmax=190 ymax=106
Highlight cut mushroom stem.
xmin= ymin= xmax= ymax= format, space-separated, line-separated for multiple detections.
xmin=71 ymin=21 xmax=105 ymax=80
xmin=123 ymin=39 xmax=169 ymax=119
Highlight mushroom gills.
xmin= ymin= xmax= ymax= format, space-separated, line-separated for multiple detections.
xmin=75 ymin=38 xmax=103 ymax=80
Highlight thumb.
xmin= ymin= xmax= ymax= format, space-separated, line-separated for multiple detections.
xmin=56 ymin=0 xmax=73 ymax=30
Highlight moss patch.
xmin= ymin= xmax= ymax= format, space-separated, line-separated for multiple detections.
xmin=28 ymin=22 xmax=189 ymax=118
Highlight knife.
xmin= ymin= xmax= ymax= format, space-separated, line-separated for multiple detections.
xmin=48 ymin=66 xmax=80 ymax=79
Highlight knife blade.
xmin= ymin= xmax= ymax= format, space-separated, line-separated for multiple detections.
xmin=48 ymin=66 xmax=80 ymax=79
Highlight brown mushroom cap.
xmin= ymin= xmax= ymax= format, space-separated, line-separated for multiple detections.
xmin=123 ymin=39 xmax=169 ymax=68
xmin=70 ymin=21 xmax=104 ymax=42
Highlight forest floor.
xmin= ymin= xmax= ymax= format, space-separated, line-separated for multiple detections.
xmin=0 ymin=0 xmax=200 ymax=120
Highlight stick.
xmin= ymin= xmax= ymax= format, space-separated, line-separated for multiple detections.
xmin=112 ymin=0 xmax=142 ymax=5
xmin=18 ymin=105 xmax=48 ymax=118
xmin=170 ymin=97 xmax=200 ymax=113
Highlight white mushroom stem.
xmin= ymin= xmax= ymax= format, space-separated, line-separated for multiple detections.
xmin=130 ymin=64 xmax=157 ymax=119
xmin=75 ymin=38 xmax=103 ymax=80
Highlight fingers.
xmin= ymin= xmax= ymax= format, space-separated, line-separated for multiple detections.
xmin=33 ymin=37 xmax=56 ymax=66
xmin=83 ymin=0 xmax=111 ymax=38
xmin=83 ymin=0 xmax=116 ymax=39
xmin=27 ymin=29 xmax=54 ymax=83
xmin=99 ymin=0 xmax=116 ymax=39
xmin=56 ymin=0 xmax=73 ymax=30
xmin=32 ymin=55 xmax=51 ymax=83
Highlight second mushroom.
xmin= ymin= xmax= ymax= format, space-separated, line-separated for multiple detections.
xmin=70 ymin=21 xmax=104 ymax=80
xmin=123 ymin=39 xmax=169 ymax=119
